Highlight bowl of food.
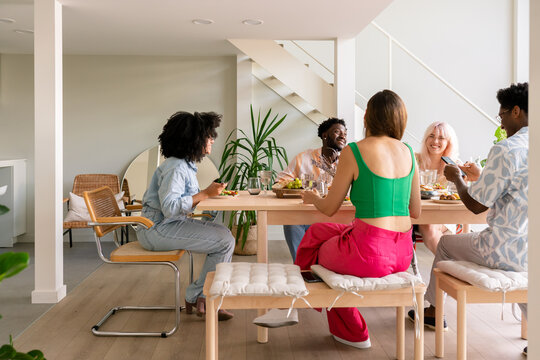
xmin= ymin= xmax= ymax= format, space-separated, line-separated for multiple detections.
xmin=420 ymin=184 xmax=438 ymax=199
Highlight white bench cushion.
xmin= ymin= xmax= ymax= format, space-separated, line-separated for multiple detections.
xmin=437 ymin=260 xmax=528 ymax=292
xmin=311 ymin=264 xmax=423 ymax=292
xmin=209 ymin=262 xmax=308 ymax=298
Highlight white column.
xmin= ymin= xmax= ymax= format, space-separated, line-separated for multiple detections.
xmin=236 ymin=54 xmax=252 ymax=136
xmin=513 ymin=0 xmax=530 ymax=83
xmin=334 ymin=38 xmax=356 ymax=141
xmin=528 ymin=0 xmax=539 ymax=356
xmin=32 ymin=0 xmax=66 ymax=303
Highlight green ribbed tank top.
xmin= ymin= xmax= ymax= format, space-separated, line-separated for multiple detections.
xmin=349 ymin=142 xmax=415 ymax=218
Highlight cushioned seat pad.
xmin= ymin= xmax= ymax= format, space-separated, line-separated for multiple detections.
xmin=209 ymin=262 xmax=308 ymax=297
xmin=436 ymin=260 xmax=527 ymax=292
xmin=311 ymin=264 xmax=423 ymax=292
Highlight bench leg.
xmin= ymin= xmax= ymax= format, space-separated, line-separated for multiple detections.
xmin=522 ymin=316 xmax=528 ymax=340
xmin=396 ymin=306 xmax=405 ymax=360
xmin=435 ymin=276 xmax=444 ymax=358
xmin=206 ymin=296 xmax=218 ymax=360
xmin=457 ymin=290 xmax=467 ymax=360
xmin=257 ymin=309 xmax=269 ymax=343
xmin=414 ymin=291 xmax=425 ymax=360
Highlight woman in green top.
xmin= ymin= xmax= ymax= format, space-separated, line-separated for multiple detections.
xmin=296 ymin=90 xmax=421 ymax=349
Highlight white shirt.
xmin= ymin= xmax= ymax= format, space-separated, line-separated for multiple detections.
xmin=469 ymin=126 xmax=528 ymax=271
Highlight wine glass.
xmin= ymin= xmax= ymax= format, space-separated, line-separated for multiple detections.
xmin=259 ymin=170 xmax=272 ymax=195
xmin=247 ymin=177 xmax=261 ymax=195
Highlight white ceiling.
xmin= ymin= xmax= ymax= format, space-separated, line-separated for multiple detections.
xmin=0 ymin=0 xmax=392 ymax=55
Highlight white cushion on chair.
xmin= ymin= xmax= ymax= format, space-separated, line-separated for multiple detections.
xmin=209 ymin=262 xmax=308 ymax=297
xmin=64 ymin=191 xmax=125 ymax=222
xmin=437 ymin=260 xmax=528 ymax=292
xmin=311 ymin=264 xmax=423 ymax=292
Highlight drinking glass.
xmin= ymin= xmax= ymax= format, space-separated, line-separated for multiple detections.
xmin=259 ymin=170 xmax=272 ymax=195
xmin=420 ymin=169 xmax=437 ymax=186
xmin=247 ymin=177 xmax=261 ymax=195
xmin=301 ymin=174 xmax=317 ymax=190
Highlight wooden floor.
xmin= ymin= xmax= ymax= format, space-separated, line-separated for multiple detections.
xmin=14 ymin=241 xmax=526 ymax=360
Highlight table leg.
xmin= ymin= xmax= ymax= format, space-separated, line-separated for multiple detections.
xmin=256 ymin=210 xmax=269 ymax=343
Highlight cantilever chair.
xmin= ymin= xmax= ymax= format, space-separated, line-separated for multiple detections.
xmin=83 ymin=186 xmax=193 ymax=337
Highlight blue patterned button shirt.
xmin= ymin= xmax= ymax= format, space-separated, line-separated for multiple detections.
xmin=141 ymin=157 xmax=199 ymax=224
xmin=468 ymin=126 xmax=528 ymax=271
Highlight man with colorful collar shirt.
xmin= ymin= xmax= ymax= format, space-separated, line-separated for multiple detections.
xmin=408 ymin=82 xmax=529 ymax=356
xmin=276 ymin=118 xmax=347 ymax=260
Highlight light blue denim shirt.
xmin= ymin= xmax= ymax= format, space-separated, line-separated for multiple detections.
xmin=141 ymin=157 xmax=199 ymax=224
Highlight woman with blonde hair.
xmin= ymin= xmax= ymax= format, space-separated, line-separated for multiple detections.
xmin=416 ymin=121 xmax=460 ymax=254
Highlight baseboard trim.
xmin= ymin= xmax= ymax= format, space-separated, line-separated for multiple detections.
xmin=31 ymin=285 xmax=67 ymax=304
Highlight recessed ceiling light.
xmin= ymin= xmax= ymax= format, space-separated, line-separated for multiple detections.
xmin=242 ymin=19 xmax=263 ymax=26
xmin=192 ymin=19 xmax=214 ymax=25
xmin=0 ymin=18 xmax=16 ymax=24
xmin=13 ymin=29 xmax=34 ymax=35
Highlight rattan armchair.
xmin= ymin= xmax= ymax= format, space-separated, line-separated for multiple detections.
xmin=83 ymin=186 xmax=193 ymax=337
xmin=63 ymin=174 xmax=122 ymax=247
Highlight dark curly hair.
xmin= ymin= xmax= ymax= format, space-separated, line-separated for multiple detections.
xmin=317 ymin=118 xmax=347 ymax=138
xmin=158 ymin=111 xmax=222 ymax=162
xmin=497 ymin=82 xmax=528 ymax=113
xmin=365 ymin=90 xmax=407 ymax=140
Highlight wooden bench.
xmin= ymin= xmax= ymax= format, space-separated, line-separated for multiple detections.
xmin=203 ymin=271 xmax=426 ymax=360
xmin=434 ymin=268 xmax=528 ymax=359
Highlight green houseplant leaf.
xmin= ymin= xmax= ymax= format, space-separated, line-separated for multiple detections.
xmin=0 ymin=205 xmax=9 ymax=216
xmin=218 ymin=106 xmax=289 ymax=249
xmin=0 ymin=252 xmax=29 ymax=283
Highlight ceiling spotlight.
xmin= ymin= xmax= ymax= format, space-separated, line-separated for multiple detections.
xmin=13 ymin=29 xmax=34 ymax=35
xmin=192 ymin=19 xmax=214 ymax=25
xmin=0 ymin=18 xmax=16 ymax=24
xmin=242 ymin=19 xmax=263 ymax=26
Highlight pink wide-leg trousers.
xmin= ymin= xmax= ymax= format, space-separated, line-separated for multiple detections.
xmin=295 ymin=219 xmax=413 ymax=342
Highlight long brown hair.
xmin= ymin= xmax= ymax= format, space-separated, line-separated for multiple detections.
xmin=364 ymin=90 xmax=407 ymax=140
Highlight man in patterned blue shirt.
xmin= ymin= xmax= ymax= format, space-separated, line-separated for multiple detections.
xmin=409 ymin=83 xmax=528 ymax=355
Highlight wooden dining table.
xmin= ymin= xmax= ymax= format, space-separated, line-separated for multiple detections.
xmin=197 ymin=191 xmax=487 ymax=264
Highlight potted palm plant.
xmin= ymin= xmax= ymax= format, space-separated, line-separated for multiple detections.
xmin=218 ymin=106 xmax=289 ymax=254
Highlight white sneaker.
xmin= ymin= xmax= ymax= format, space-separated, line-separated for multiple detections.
xmin=332 ymin=335 xmax=371 ymax=349
xmin=253 ymin=308 xmax=298 ymax=328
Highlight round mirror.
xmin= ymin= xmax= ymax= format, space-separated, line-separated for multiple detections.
xmin=122 ymin=145 xmax=220 ymax=204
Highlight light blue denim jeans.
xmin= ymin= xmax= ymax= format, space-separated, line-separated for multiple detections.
xmin=137 ymin=213 xmax=234 ymax=303
xmin=283 ymin=224 xmax=310 ymax=261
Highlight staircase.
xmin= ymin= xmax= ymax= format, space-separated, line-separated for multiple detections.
xmin=229 ymin=39 xmax=336 ymax=125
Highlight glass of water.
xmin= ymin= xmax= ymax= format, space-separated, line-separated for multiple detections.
xmin=247 ymin=177 xmax=261 ymax=195
xmin=259 ymin=170 xmax=272 ymax=195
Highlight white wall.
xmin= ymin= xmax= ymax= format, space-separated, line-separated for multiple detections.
xmin=0 ymin=54 xmax=237 ymax=242
xmin=356 ymin=0 xmax=516 ymax=161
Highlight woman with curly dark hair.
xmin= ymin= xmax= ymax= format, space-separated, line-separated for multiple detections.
xmin=137 ymin=111 xmax=234 ymax=321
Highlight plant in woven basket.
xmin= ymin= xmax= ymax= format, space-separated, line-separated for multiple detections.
xmin=0 ymin=252 xmax=46 ymax=360
xmin=218 ymin=106 xmax=288 ymax=249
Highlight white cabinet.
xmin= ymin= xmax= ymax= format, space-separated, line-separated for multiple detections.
xmin=0 ymin=159 xmax=27 ymax=247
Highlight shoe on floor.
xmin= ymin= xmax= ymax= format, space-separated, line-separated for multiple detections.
xmin=523 ymin=346 xmax=527 ymax=356
xmin=407 ymin=309 xmax=448 ymax=331
xmin=253 ymin=309 xmax=298 ymax=328
xmin=333 ymin=335 xmax=371 ymax=349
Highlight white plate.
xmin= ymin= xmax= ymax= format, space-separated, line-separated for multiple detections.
xmin=210 ymin=195 xmax=238 ymax=200
xmin=431 ymin=199 xmax=462 ymax=204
